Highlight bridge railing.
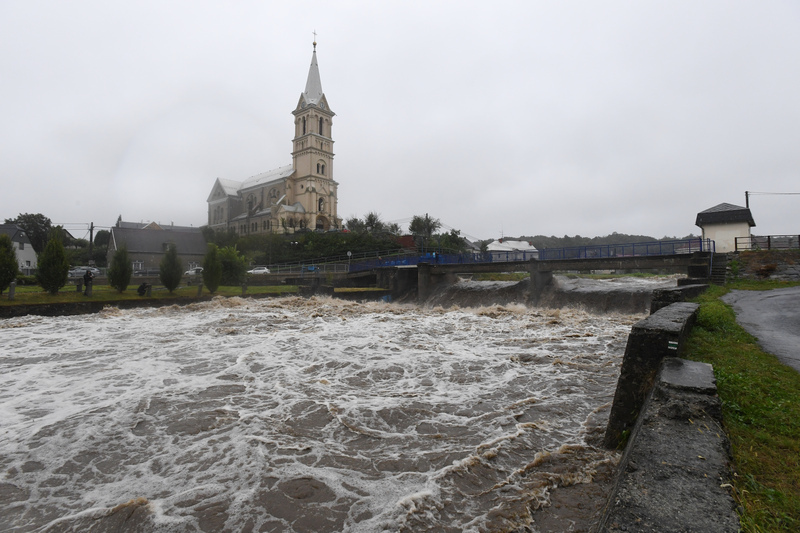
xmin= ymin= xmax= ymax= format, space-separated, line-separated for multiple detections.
xmin=538 ymin=237 xmax=714 ymax=261
xmin=735 ymin=235 xmax=800 ymax=251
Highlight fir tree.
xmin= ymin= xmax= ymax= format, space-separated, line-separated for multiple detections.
xmin=36 ymin=235 xmax=69 ymax=294
xmin=108 ymin=245 xmax=133 ymax=293
xmin=0 ymin=234 xmax=19 ymax=295
xmin=202 ymin=244 xmax=223 ymax=294
xmin=219 ymin=246 xmax=247 ymax=286
xmin=159 ymin=244 xmax=182 ymax=293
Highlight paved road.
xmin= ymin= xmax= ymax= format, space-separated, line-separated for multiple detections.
xmin=722 ymin=286 xmax=800 ymax=373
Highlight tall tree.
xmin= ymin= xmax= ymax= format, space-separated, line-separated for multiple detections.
xmin=108 ymin=245 xmax=133 ymax=293
xmin=36 ymin=235 xmax=69 ymax=294
xmin=202 ymin=244 xmax=223 ymax=294
xmin=4 ymin=213 xmax=52 ymax=253
xmin=409 ymin=213 xmax=441 ymax=239
xmin=0 ymin=234 xmax=19 ymax=295
xmin=159 ymin=244 xmax=182 ymax=293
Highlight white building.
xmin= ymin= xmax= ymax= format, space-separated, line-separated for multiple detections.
xmin=695 ymin=203 xmax=756 ymax=253
xmin=0 ymin=224 xmax=38 ymax=274
xmin=485 ymin=239 xmax=539 ymax=261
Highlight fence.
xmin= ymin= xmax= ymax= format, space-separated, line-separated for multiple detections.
xmin=735 ymin=235 xmax=800 ymax=252
xmin=537 ymin=237 xmax=714 ymax=261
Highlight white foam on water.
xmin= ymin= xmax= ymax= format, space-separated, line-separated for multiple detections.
xmin=0 ymin=295 xmax=638 ymax=532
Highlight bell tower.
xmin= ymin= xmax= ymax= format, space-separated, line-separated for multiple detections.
xmin=291 ymin=40 xmax=339 ymax=230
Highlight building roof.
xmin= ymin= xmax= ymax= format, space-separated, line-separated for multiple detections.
xmin=241 ymin=165 xmax=295 ymax=190
xmin=486 ymin=239 xmax=538 ymax=252
xmin=303 ymin=46 xmax=324 ymax=106
xmin=0 ymin=224 xmax=30 ymax=244
xmin=695 ymin=203 xmax=756 ymax=227
xmin=110 ymin=226 xmax=207 ymax=255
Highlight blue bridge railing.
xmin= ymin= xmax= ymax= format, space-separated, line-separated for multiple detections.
xmin=305 ymin=238 xmax=714 ymax=274
xmin=537 ymin=237 xmax=713 ymax=260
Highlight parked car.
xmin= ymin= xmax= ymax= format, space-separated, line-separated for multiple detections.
xmin=247 ymin=266 xmax=270 ymax=274
xmin=69 ymin=266 xmax=100 ymax=278
xmin=184 ymin=267 xmax=204 ymax=276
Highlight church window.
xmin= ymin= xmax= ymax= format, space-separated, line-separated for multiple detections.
xmin=302 ymin=117 xmax=306 ymax=135
xmin=319 ymin=117 xmax=324 ymax=136
xmin=318 ymin=198 xmax=325 ymax=212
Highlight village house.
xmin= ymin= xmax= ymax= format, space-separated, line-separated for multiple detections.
xmin=107 ymin=220 xmax=206 ymax=274
xmin=0 ymin=223 xmax=37 ymax=275
xmin=695 ymin=203 xmax=756 ymax=253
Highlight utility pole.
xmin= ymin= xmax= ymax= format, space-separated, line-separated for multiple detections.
xmin=745 ymin=191 xmax=749 ymax=209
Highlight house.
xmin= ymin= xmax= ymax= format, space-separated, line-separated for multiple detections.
xmin=485 ymin=239 xmax=539 ymax=261
xmin=0 ymin=223 xmax=37 ymax=274
xmin=695 ymin=203 xmax=756 ymax=253
xmin=107 ymin=220 xmax=207 ymax=273
xmin=207 ymin=41 xmax=342 ymax=236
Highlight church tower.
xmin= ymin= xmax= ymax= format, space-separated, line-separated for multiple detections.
xmin=291 ymin=40 xmax=339 ymax=231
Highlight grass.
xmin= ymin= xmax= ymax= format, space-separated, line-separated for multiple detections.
xmin=1 ymin=281 xmax=297 ymax=306
xmin=685 ymin=281 xmax=800 ymax=531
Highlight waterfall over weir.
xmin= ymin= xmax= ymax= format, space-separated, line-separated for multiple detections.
xmin=1 ymin=278 xmax=675 ymax=532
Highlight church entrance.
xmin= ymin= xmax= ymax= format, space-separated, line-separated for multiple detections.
xmin=316 ymin=216 xmax=329 ymax=231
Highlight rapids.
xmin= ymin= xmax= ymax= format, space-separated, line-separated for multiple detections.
xmin=0 ymin=294 xmax=643 ymax=532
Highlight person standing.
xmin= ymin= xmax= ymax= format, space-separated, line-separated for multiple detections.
xmin=83 ymin=269 xmax=93 ymax=296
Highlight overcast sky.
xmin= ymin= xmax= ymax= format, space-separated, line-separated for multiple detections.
xmin=2 ymin=1 xmax=798 ymax=243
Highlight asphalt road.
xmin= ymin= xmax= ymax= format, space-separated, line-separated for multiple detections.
xmin=722 ymin=286 xmax=800 ymax=373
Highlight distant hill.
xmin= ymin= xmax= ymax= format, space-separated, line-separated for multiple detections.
xmin=515 ymin=232 xmax=698 ymax=250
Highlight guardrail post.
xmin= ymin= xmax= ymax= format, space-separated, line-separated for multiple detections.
xmin=197 ymin=283 xmax=203 ymax=297
xmin=8 ymin=281 xmax=15 ymax=301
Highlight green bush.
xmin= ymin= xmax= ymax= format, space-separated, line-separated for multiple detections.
xmin=202 ymin=244 xmax=223 ymax=294
xmin=0 ymin=234 xmax=18 ymax=294
xmin=36 ymin=236 xmax=69 ymax=294
xmin=219 ymin=246 xmax=247 ymax=286
xmin=159 ymin=244 xmax=182 ymax=293
xmin=108 ymin=246 xmax=133 ymax=293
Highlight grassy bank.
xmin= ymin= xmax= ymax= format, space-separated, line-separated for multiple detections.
xmin=686 ymin=281 xmax=800 ymax=532
xmin=1 ymin=282 xmax=298 ymax=306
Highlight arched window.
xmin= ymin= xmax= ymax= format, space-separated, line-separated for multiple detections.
xmin=318 ymin=198 xmax=325 ymax=212
xmin=319 ymin=117 xmax=324 ymax=136
xmin=302 ymin=117 xmax=306 ymax=135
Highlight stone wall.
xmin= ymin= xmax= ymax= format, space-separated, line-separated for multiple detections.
xmin=730 ymin=250 xmax=800 ymax=281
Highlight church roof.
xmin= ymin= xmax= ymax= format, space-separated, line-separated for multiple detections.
xmin=217 ymin=178 xmax=242 ymax=196
xmin=241 ymin=165 xmax=294 ymax=191
xmin=695 ymin=203 xmax=756 ymax=227
xmin=303 ymin=46 xmax=324 ymax=106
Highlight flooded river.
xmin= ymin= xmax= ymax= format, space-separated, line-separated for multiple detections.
xmin=0 ymin=293 xmax=644 ymax=532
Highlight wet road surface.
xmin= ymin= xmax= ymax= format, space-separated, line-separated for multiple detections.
xmin=722 ymin=286 xmax=800 ymax=373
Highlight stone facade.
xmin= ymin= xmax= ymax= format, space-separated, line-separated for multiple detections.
xmin=207 ymin=43 xmax=341 ymax=236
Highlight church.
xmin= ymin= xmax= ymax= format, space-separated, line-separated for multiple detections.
xmin=207 ymin=42 xmax=341 ymax=235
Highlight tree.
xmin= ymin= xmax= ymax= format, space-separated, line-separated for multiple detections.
xmin=36 ymin=234 xmax=69 ymax=294
xmin=409 ymin=213 xmax=441 ymax=251
xmin=345 ymin=216 xmax=366 ymax=234
xmin=159 ymin=244 xmax=182 ymax=293
xmin=4 ymin=213 xmax=52 ymax=253
xmin=202 ymin=244 xmax=223 ymax=293
xmin=219 ymin=246 xmax=247 ymax=286
xmin=94 ymin=229 xmax=111 ymax=248
xmin=437 ymin=229 xmax=467 ymax=253
xmin=363 ymin=212 xmax=385 ymax=234
xmin=108 ymin=246 xmax=133 ymax=293
xmin=0 ymin=234 xmax=19 ymax=295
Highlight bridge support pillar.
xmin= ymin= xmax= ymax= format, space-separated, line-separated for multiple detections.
xmin=417 ymin=263 xmax=432 ymax=302
xmin=529 ymin=261 xmax=553 ymax=301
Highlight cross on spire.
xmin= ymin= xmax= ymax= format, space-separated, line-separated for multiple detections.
xmin=313 ymin=30 xmax=317 ymax=50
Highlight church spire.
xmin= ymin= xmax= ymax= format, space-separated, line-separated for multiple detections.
xmin=303 ymin=41 xmax=324 ymax=106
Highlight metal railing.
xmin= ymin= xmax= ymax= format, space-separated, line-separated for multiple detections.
xmin=735 ymin=235 xmax=800 ymax=251
xmin=538 ymin=237 xmax=713 ymax=260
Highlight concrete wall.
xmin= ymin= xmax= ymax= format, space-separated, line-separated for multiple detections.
xmin=701 ymin=221 xmax=751 ymax=253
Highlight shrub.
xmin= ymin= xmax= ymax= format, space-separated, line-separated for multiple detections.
xmin=0 ymin=234 xmax=19 ymax=294
xmin=202 ymin=244 xmax=223 ymax=294
xmin=108 ymin=246 xmax=133 ymax=293
xmin=36 ymin=236 xmax=69 ymax=294
xmin=219 ymin=246 xmax=247 ymax=286
xmin=159 ymin=244 xmax=182 ymax=293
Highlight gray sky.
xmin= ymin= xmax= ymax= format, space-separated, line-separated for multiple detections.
xmin=2 ymin=1 xmax=798 ymax=243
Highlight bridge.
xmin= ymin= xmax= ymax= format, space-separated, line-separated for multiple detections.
xmin=251 ymin=238 xmax=720 ymax=301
